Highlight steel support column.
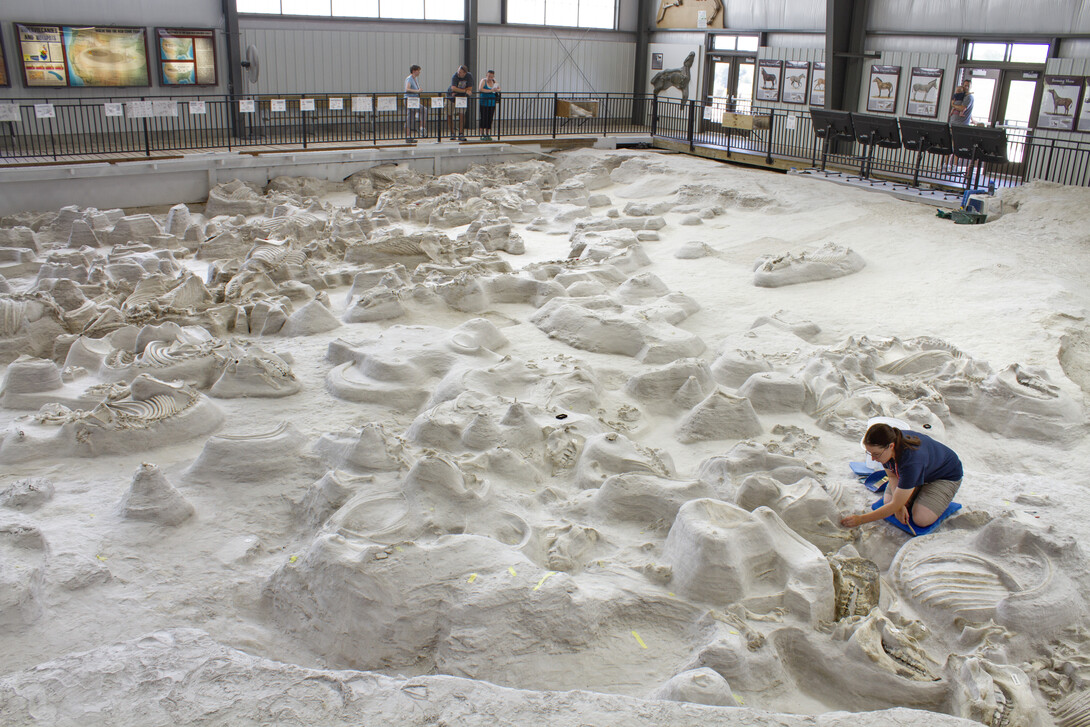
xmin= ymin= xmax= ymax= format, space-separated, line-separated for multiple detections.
xmin=223 ymin=0 xmax=245 ymax=138
xmin=826 ymin=0 xmax=869 ymax=111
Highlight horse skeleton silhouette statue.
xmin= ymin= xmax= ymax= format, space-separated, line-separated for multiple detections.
xmin=911 ymin=78 xmax=937 ymax=101
xmin=1047 ymin=88 xmax=1074 ymax=115
xmin=872 ymin=76 xmax=894 ymax=98
xmin=651 ymin=52 xmax=696 ymax=101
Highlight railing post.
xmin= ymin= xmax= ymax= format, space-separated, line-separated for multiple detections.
xmin=686 ymin=100 xmax=695 ymax=152
xmin=552 ymin=93 xmax=558 ymax=139
xmin=651 ymin=95 xmax=658 ymax=136
xmin=765 ymin=111 xmax=774 ymax=165
xmin=1021 ymin=129 xmax=1033 ymax=183
xmin=302 ymin=102 xmax=308 ymax=149
xmin=143 ymin=115 xmax=151 ymax=158
xmin=370 ymin=94 xmax=377 ymax=145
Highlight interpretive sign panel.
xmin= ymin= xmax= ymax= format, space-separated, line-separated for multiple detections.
xmin=905 ymin=67 xmax=943 ymax=118
xmin=156 ymin=28 xmax=217 ymax=86
xmin=867 ymin=65 xmax=900 ymax=113
xmin=17 ymin=23 xmax=150 ymax=88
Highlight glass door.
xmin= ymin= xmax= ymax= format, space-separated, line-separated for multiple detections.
xmin=735 ymin=60 xmax=754 ymax=113
xmin=704 ymin=56 xmax=755 ymax=114
xmin=995 ymin=70 xmax=1038 ymax=163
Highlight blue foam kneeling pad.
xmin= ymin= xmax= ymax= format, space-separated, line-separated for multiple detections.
xmin=870 ymin=498 xmax=962 ymax=536
xmin=850 ymin=461 xmax=877 ymax=477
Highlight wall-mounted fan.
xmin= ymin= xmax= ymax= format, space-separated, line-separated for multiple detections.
xmin=240 ymin=44 xmax=260 ymax=86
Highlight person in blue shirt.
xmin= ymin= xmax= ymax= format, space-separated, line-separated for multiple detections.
xmin=841 ymin=423 xmax=963 ymax=529
xmin=404 ymin=65 xmax=423 ymax=144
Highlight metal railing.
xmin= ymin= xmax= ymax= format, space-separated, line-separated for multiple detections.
xmin=3 ymin=91 xmax=1090 ymax=190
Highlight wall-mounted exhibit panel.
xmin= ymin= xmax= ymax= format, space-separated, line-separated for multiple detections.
xmin=16 ymin=23 xmax=150 ymax=88
xmin=0 ymin=32 xmax=10 ymax=87
xmin=156 ymin=28 xmax=217 ymax=86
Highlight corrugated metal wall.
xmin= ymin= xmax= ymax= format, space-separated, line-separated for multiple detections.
xmin=1036 ymin=56 xmax=1090 ymax=143
xmin=854 ymin=50 xmax=957 ymax=120
xmin=238 ymin=26 xmax=634 ymax=95
xmin=478 ymin=32 xmax=636 ymax=93
xmin=239 ymin=26 xmax=462 ymax=95
xmin=869 ymin=0 xmax=1090 ymax=35
xmin=756 ymin=45 xmax=825 ymax=113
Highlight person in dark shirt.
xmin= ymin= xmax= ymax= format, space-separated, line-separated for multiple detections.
xmin=447 ymin=65 xmax=474 ymax=141
xmin=841 ymin=423 xmax=963 ymax=529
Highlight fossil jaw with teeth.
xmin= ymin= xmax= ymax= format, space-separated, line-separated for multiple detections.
xmin=947 ymin=654 xmax=1045 ymax=727
xmin=839 ymin=610 xmax=942 ymax=682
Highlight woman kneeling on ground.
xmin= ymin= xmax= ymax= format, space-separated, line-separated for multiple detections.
xmin=840 ymin=423 xmax=963 ymax=529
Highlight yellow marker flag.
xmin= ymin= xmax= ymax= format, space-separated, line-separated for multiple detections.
xmin=289 ymin=555 xmax=298 ymax=564
xmin=95 ymin=555 xmax=107 ymax=562
xmin=508 ymin=566 xmax=517 ymax=577
xmin=467 ymin=573 xmax=478 ymax=583
xmin=533 ymin=572 xmax=556 ymax=591
xmin=734 ymin=694 xmax=745 ymax=705
xmin=631 ymin=631 xmax=648 ymax=649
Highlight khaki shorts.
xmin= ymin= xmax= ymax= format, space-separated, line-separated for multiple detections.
xmin=446 ymin=98 xmax=466 ymax=117
xmin=913 ymin=478 xmax=961 ymax=514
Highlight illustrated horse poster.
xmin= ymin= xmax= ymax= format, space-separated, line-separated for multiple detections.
xmin=782 ymin=61 xmax=809 ymax=104
xmin=905 ymin=67 xmax=943 ymax=118
xmin=756 ymin=60 xmax=783 ymax=103
xmin=1040 ymin=76 xmax=1081 ymax=131
xmin=1076 ymin=79 xmax=1090 ymax=133
xmin=867 ymin=65 xmax=900 ymax=113
xmin=810 ymin=62 xmax=826 ymax=106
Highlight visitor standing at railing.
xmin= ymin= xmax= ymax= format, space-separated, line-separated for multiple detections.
xmin=447 ymin=65 xmax=474 ymax=141
xmin=478 ymin=70 xmax=501 ymax=141
xmin=948 ymin=79 xmax=974 ymax=126
xmin=405 ymin=64 xmax=423 ymax=144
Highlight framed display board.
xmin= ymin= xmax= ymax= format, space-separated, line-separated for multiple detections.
xmin=755 ymin=59 xmax=782 ymax=103
xmin=782 ymin=60 xmax=809 ymax=105
xmin=1076 ymin=79 xmax=1090 ymax=133
xmin=809 ymin=62 xmax=825 ymax=106
xmin=905 ymin=67 xmax=943 ymax=118
xmin=17 ymin=23 xmax=150 ymax=88
xmin=156 ymin=28 xmax=217 ymax=86
xmin=1039 ymin=76 xmax=1081 ymax=131
xmin=867 ymin=64 xmax=900 ymax=113
xmin=0 ymin=33 xmax=10 ymax=88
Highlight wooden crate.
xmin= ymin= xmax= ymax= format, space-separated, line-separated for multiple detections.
xmin=556 ymin=99 xmax=600 ymax=118
xmin=720 ymin=112 xmax=771 ymax=130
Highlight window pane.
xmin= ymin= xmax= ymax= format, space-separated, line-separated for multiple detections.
xmin=507 ymin=0 xmax=545 ymax=24
xmin=282 ymin=0 xmax=331 ymax=13
xmin=578 ymin=0 xmax=613 ymax=28
xmin=969 ymin=42 xmax=1006 ymax=61
xmin=333 ymin=0 xmax=378 ymax=15
xmin=712 ymin=35 xmax=736 ymax=51
xmin=1009 ymin=43 xmax=1049 ymax=63
xmin=545 ymin=0 xmax=579 ymax=27
xmin=425 ymin=0 xmax=464 ymax=19
xmin=381 ymin=0 xmax=424 ymax=18
xmin=736 ymin=35 xmax=759 ymax=51
xmin=238 ymin=0 xmax=282 ymax=12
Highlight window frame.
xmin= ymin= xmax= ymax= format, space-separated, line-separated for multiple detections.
xmin=236 ymin=0 xmax=465 ymax=22
xmin=502 ymin=0 xmax=617 ymax=30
